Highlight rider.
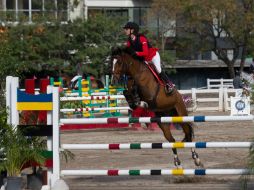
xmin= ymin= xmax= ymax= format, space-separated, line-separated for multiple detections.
xmin=123 ymin=21 xmax=174 ymax=94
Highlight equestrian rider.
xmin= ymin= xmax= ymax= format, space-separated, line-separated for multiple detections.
xmin=123 ymin=21 xmax=174 ymax=94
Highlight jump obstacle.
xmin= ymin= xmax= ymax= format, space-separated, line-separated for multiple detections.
xmin=51 ymin=75 xmax=126 ymax=118
xmin=6 ymin=76 xmax=254 ymax=188
xmin=18 ymin=77 xmax=131 ymax=130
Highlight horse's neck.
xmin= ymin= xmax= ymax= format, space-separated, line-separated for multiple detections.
xmin=127 ymin=59 xmax=155 ymax=85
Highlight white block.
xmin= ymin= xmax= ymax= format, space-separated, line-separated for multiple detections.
xmin=41 ymin=185 xmax=50 ymax=190
xmin=52 ymin=179 xmax=69 ymax=190
xmin=230 ymin=97 xmax=250 ymax=116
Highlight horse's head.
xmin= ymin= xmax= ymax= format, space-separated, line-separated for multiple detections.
xmin=110 ymin=46 xmax=142 ymax=85
xmin=110 ymin=47 xmax=127 ymax=85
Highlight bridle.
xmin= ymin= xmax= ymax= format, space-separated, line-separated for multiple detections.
xmin=111 ymin=53 xmax=130 ymax=77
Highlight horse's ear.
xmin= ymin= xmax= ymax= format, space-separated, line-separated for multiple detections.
xmin=111 ymin=47 xmax=117 ymax=53
xmin=111 ymin=46 xmax=122 ymax=56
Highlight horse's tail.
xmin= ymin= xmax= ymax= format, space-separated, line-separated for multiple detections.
xmin=182 ymin=122 xmax=194 ymax=142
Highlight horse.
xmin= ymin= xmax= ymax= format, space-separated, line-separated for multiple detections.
xmin=61 ymin=74 xmax=104 ymax=90
xmin=110 ymin=47 xmax=202 ymax=168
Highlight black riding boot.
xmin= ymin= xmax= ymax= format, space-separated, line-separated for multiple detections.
xmin=159 ymin=72 xmax=174 ymax=94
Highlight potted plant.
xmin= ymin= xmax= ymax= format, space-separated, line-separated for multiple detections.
xmin=0 ymin=114 xmax=46 ymax=190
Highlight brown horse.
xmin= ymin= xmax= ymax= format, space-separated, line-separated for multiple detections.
xmin=110 ymin=47 xmax=202 ymax=167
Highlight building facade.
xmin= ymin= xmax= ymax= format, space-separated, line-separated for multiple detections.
xmin=0 ymin=0 xmax=151 ymax=24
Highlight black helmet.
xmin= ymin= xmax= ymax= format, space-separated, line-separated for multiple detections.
xmin=123 ymin=21 xmax=139 ymax=34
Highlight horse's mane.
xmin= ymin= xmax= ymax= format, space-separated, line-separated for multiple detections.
xmin=111 ymin=46 xmax=144 ymax=62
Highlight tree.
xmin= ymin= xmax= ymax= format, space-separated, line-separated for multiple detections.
xmin=146 ymin=2 xmax=177 ymax=68
xmin=0 ymin=14 xmax=124 ymax=78
xmin=0 ymin=14 xmax=125 ymax=110
xmin=150 ymin=0 xmax=254 ymax=78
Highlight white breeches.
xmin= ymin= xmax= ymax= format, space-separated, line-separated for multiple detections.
xmin=151 ymin=52 xmax=161 ymax=73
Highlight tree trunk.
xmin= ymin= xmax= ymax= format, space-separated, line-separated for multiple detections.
xmin=240 ymin=44 xmax=247 ymax=74
xmin=226 ymin=60 xmax=235 ymax=78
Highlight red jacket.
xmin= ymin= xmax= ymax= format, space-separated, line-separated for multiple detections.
xmin=127 ymin=35 xmax=158 ymax=62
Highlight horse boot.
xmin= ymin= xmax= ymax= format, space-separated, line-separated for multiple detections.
xmin=132 ymin=85 xmax=148 ymax=108
xmin=159 ymin=72 xmax=174 ymax=95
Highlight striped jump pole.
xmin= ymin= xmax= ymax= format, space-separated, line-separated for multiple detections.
xmin=61 ymin=142 xmax=254 ymax=150
xmin=61 ymin=169 xmax=250 ymax=176
xmin=60 ymin=115 xmax=254 ymax=124
xmin=64 ymin=92 xmax=107 ymax=96
xmin=60 ymin=106 xmax=130 ymax=113
xmin=60 ymin=95 xmax=125 ymax=101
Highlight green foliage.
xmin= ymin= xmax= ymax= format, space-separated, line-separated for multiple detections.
xmin=0 ymin=14 xmax=126 ymax=110
xmin=0 ymin=14 xmax=125 ymax=80
xmin=160 ymin=50 xmax=176 ymax=69
xmin=0 ymin=110 xmax=46 ymax=177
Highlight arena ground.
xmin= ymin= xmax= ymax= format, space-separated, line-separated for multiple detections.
xmin=60 ymin=111 xmax=254 ymax=190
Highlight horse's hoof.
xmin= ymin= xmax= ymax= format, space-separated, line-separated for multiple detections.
xmin=174 ymin=157 xmax=181 ymax=167
xmin=194 ymin=158 xmax=201 ymax=166
xmin=140 ymin=123 xmax=147 ymax=129
xmin=197 ymin=162 xmax=204 ymax=168
xmin=192 ymin=152 xmax=199 ymax=159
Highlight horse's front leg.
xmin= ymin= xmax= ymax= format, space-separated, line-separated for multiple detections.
xmin=158 ymin=123 xmax=182 ymax=168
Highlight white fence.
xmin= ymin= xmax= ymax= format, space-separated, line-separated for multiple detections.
xmin=179 ymin=88 xmax=246 ymax=112
xmin=207 ymin=78 xmax=233 ymax=89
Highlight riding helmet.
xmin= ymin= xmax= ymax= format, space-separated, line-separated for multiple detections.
xmin=123 ymin=21 xmax=139 ymax=34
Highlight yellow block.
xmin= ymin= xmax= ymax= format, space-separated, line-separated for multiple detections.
xmin=173 ymin=142 xmax=184 ymax=148
xmin=82 ymin=88 xmax=89 ymax=92
xmin=81 ymin=81 xmax=89 ymax=84
xmin=82 ymin=100 xmax=90 ymax=104
xmin=54 ymin=82 xmax=61 ymax=86
xmin=172 ymin=169 xmax=184 ymax=175
xmin=172 ymin=117 xmax=183 ymax=123
xmin=17 ymin=102 xmax=52 ymax=110
xmin=83 ymin=113 xmax=90 ymax=117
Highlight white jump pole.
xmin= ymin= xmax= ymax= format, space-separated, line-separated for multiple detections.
xmin=51 ymin=86 xmax=60 ymax=187
xmin=6 ymin=76 xmax=12 ymax=124
xmin=9 ymin=76 xmax=19 ymax=126
xmin=61 ymin=142 xmax=253 ymax=150
xmin=60 ymin=169 xmax=249 ymax=176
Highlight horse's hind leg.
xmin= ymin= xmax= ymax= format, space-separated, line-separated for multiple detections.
xmin=175 ymin=101 xmax=203 ymax=167
xmin=158 ymin=123 xmax=182 ymax=168
xmin=181 ymin=122 xmax=202 ymax=167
